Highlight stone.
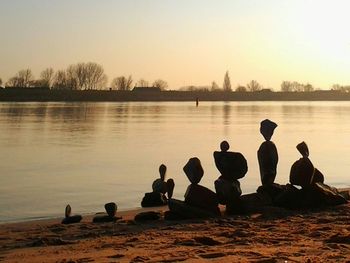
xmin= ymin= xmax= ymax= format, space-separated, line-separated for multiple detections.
xmin=310 ymin=183 xmax=347 ymax=206
xmin=312 ymin=168 xmax=324 ymax=184
xmin=239 ymin=192 xmax=273 ymax=214
xmin=183 ymin=157 xmax=204 ymax=184
xmin=213 ymin=151 xmax=248 ymax=181
xmin=62 ymin=205 xmax=82 ymax=224
xmin=134 ymin=211 xmax=161 ymax=222
xmin=260 ymin=119 xmax=277 ymax=141
xmin=184 ymin=184 xmax=220 ymax=215
xmin=93 ymin=215 xmax=118 ymax=223
xmin=257 ymin=183 xmax=287 ymax=201
xmin=166 ymin=179 xmax=175 ymax=199
xmin=168 ymin=199 xmax=220 ymax=219
xmin=274 ymin=184 xmax=303 ymax=209
xmin=62 ymin=215 xmax=82 ymax=224
xmin=65 ymin=204 xmax=71 ymax=218
xmin=289 ymin=156 xmax=314 ymax=187
xmin=141 ymin=192 xmax=167 ymax=207
xmin=214 ymin=178 xmax=242 ymax=205
xmin=296 ymin=141 xmax=309 ymax=157
xmin=105 ymin=202 xmax=117 ymax=217
xmin=152 ymin=178 xmax=167 ymax=194
xmin=257 ymin=141 xmax=278 ymax=185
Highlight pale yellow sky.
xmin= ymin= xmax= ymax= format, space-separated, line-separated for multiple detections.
xmin=1 ymin=0 xmax=350 ymax=89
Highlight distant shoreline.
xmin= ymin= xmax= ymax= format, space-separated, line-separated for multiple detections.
xmin=1 ymin=88 xmax=350 ymax=102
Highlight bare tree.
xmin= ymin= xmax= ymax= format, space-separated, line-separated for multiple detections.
xmin=303 ymin=83 xmax=314 ymax=92
xmin=0 ymin=78 xmax=2 ymax=87
xmin=138 ymin=79 xmax=149 ymax=87
xmin=235 ymin=85 xmax=247 ymax=92
xmin=152 ymin=79 xmax=168 ymax=90
xmin=281 ymin=81 xmax=293 ymax=92
xmin=52 ymin=70 xmax=68 ymax=89
xmin=6 ymin=69 xmax=34 ymax=87
xmin=40 ymin=68 xmax=55 ymax=88
xmin=211 ymin=81 xmax=220 ymax=91
xmin=246 ymin=80 xmax=262 ymax=92
xmin=66 ymin=65 xmax=78 ymax=90
xmin=84 ymin=62 xmax=108 ymax=90
xmin=291 ymin=81 xmax=303 ymax=92
xmin=111 ymin=75 xmax=133 ymax=91
xmin=223 ymin=71 xmax=232 ymax=92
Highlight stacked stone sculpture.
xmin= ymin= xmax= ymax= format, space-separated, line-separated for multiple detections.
xmin=167 ymin=157 xmax=220 ymax=219
xmin=61 ymin=204 xmax=82 ymax=224
xmin=290 ymin=141 xmax=324 ymax=187
xmin=214 ymin=141 xmax=248 ymax=214
xmin=141 ymin=164 xmax=175 ymax=207
xmin=93 ymin=202 xmax=121 ymax=223
xmin=257 ymin=119 xmax=279 ymax=186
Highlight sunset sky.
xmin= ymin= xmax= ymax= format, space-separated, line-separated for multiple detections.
xmin=1 ymin=0 xmax=350 ymax=90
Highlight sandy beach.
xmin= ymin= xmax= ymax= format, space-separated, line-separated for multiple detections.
xmin=1 ymin=199 xmax=349 ymax=263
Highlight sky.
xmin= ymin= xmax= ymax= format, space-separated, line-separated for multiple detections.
xmin=1 ymin=0 xmax=350 ymax=90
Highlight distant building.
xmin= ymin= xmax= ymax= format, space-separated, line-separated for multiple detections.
xmin=259 ymin=88 xmax=273 ymax=92
xmin=132 ymin=86 xmax=161 ymax=92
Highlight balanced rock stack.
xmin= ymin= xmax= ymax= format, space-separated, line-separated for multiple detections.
xmin=93 ymin=202 xmax=121 ymax=223
xmin=274 ymin=142 xmax=346 ymax=209
xmin=257 ymin=119 xmax=279 ymax=186
xmin=61 ymin=205 xmax=82 ymax=224
xmin=214 ymin=141 xmax=248 ymax=214
xmin=167 ymin=157 xmax=220 ymax=219
xmin=290 ymin=141 xmax=324 ymax=187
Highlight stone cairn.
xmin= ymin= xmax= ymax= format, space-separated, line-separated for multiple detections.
xmin=61 ymin=204 xmax=82 ymax=224
xmin=290 ymin=141 xmax=324 ymax=187
xmin=141 ymin=164 xmax=175 ymax=207
xmin=183 ymin=157 xmax=220 ymax=216
xmin=274 ymin=141 xmax=347 ymax=209
xmin=214 ymin=141 xmax=248 ymax=214
xmin=257 ymin=119 xmax=279 ymax=185
xmin=93 ymin=202 xmax=121 ymax=223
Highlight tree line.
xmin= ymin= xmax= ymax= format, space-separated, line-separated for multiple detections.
xmin=1 ymin=62 xmax=168 ymax=91
xmin=0 ymin=65 xmax=347 ymax=92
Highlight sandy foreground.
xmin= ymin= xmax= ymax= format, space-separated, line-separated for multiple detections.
xmin=1 ymin=200 xmax=350 ymax=263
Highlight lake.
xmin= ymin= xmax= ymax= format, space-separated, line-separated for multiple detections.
xmin=0 ymin=101 xmax=349 ymax=223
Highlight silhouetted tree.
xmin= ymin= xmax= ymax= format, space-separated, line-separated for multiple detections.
xmin=40 ymin=68 xmax=55 ymax=88
xmin=281 ymin=81 xmax=293 ymax=92
xmin=223 ymin=71 xmax=232 ymax=92
xmin=0 ymin=78 xmax=2 ymax=87
xmin=235 ymin=85 xmax=247 ymax=92
xmin=6 ymin=69 xmax=34 ymax=87
xmin=152 ymin=79 xmax=168 ymax=90
xmin=111 ymin=76 xmax=133 ymax=91
xmin=52 ymin=70 xmax=69 ymax=89
xmin=291 ymin=81 xmax=303 ymax=92
xmin=84 ymin=62 xmax=108 ymax=90
xmin=247 ymin=80 xmax=262 ymax=92
xmin=211 ymin=81 xmax=220 ymax=91
xmin=138 ymin=79 xmax=149 ymax=87
xmin=303 ymin=83 xmax=314 ymax=92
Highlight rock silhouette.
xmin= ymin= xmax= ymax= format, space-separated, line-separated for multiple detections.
xmin=92 ymin=202 xmax=121 ymax=223
xmin=289 ymin=141 xmax=324 ymax=187
xmin=214 ymin=141 xmax=247 ymax=214
xmin=61 ymin=205 xmax=82 ymax=224
xmin=141 ymin=164 xmax=175 ymax=207
xmin=167 ymin=157 xmax=220 ymax=219
xmin=257 ymin=119 xmax=278 ymax=185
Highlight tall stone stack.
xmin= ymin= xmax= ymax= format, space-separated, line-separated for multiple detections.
xmin=214 ymin=141 xmax=248 ymax=214
xmin=257 ymin=119 xmax=279 ymax=186
xmin=183 ymin=157 xmax=220 ymax=216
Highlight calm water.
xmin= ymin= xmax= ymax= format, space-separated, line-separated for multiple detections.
xmin=0 ymin=101 xmax=349 ymax=223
